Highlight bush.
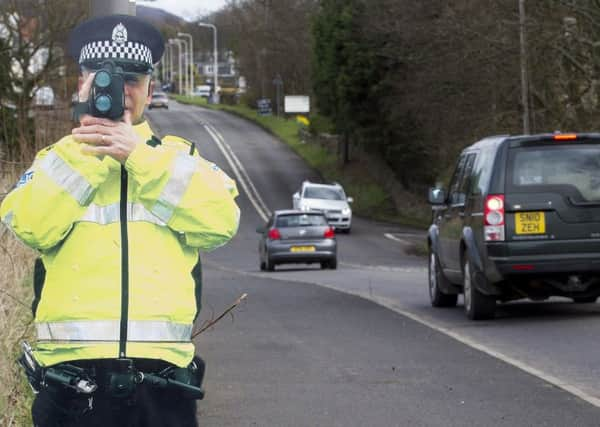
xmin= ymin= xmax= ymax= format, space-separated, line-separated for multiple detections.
xmin=308 ymin=113 xmax=334 ymax=135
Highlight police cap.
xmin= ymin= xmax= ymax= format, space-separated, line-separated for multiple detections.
xmin=68 ymin=14 xmax=164 ymax=73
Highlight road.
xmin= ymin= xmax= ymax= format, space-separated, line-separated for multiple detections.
xmin=146 ymin=102 xmax=600 ymax=426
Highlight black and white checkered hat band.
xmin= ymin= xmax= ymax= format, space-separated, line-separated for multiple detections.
xmin=79 ymin=40 xmax=153 ymax=67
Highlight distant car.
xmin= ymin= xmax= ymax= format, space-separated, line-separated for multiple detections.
xmin=293 ymin=181 xmax=353 ymax=232
xmin=149 ymin=92 xmax=169 ymax=109
xmin=256 ymin=210 xmax=337 ymax=271
xmin=428 ymin=133 xmax=600 ymax=320
xmin=193 ymin=85 xmax=212 ymax=98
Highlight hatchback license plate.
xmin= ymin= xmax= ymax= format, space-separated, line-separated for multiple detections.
xmin=515 ymin=211 xmax=545 ymax=234
xmin=290 ymin=246 xmax=315 ymax=252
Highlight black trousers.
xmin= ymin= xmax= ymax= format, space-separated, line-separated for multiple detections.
xmin=31 ymin=360 xmax=199 ymax=427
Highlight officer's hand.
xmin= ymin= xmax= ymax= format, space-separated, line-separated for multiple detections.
xmin=77 ymin=72 xmax=95 ymax=104
xmin=72 ymin=110 xmax=143 ymax=164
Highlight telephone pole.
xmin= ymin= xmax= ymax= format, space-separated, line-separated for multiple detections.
xmin=519 ymin=0 xmax=530 ymax=134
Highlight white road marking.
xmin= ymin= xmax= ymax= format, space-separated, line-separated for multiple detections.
xmin=204 ymin=123 xmax=271 ymax=222
xmin=384 ymin=232 xmax=412 ymax=245
xmin=340 ymin=261 xmax=426 ymax=273
xmin=204 ymin=259 xmax=600 ymax=409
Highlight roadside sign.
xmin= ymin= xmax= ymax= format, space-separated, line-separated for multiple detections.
xmin=284 ymin=96 xmax=310 ymax=114
xmin=257 ymin=98 xmax=272 ymax=115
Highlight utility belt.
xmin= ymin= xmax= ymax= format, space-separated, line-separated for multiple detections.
xmin=19 ymin=341 xmax=205 ymax=401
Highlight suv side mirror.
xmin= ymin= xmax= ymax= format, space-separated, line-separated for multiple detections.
xmin=428 ymin=187 xmax=446 ymax=205
xmin=347 ymin=197 xmax=353 ymax=203
xmin=293 ymin=192 xmax=300 ymax=200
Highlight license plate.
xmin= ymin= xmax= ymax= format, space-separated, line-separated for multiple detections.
xmin=515 ymin=211 xmax=545 ymax=234
xmin=290 ymin=246 xmax=315 ymax=252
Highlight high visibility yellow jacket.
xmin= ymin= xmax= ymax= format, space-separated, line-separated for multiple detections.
xmin=0 ymin=121 xmax=240 ymax=367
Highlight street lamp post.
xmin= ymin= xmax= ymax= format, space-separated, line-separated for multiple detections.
xmin=178 ymin=32 xmax=194 ymax=95
xmin=176 ymin=38 xmax=189 ymax=95
xmin=161 ymin=44 xmax=167 ymax=83
xmin=164 ymin=42 xmax=170 ymax=89
xmin=169 ymin=42 xmax=175 ymax=90
xmin=168 ymin=39 xmax=183 ymax=95
xmin=198 ymin=22 xmax=219 ymax=104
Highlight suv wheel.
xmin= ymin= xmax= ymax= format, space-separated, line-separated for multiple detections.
xmin=329 ymin=258 xmax=338 ymax=269
xmin=463 ymin=259 xmax=496 ymax=320
xmin=572 ymin=296 xmax=597 ymax=303
xmin=428 ymin=250 xmax=458 ymax=307
xmin=260 ymin=260 xmax=266 ymax=271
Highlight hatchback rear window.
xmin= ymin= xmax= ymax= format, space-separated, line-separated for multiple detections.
xmin=509 ymin=144 xmax=600 ymax=201
xmin=276 ymin=214 xmax=328 ymax=227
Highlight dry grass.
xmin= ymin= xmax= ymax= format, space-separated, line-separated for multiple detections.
xmin=0 ymin=166 xmax=37 ymax=426
xmin=0 ymin=104 xmax=71 ymax=425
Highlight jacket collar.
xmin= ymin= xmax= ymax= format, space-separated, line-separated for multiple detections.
xmin=133 ymin=120 xmax=154 ymax=141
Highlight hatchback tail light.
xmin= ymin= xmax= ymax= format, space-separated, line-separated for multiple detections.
xmin=268 ymin=228 xmax=281 ymax=240
xmin=484 ymin=195 xmax=505 ymax=241
xmin=324 ymin=227 xmax=335 ymax=239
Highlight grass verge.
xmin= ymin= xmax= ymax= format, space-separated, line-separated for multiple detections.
xmin=173 ymin=95 xmax=428 ymax=227
xmin=0 ymin=169 xmax=36 ymax=427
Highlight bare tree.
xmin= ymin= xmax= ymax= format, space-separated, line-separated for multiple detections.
xmin=0 ymin=0 xmax=86 ymax=160
xmin=216 ymin=0 xmax=317 ymax=104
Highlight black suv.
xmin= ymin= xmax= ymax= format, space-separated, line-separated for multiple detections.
xmin=427 ymin=133 xmax=600 ymax=320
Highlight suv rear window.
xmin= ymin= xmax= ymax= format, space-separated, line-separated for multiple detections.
xmin=509 ymin=144 xmax=600 ymax=202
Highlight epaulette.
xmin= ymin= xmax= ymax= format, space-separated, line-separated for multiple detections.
xmin=162 ymin=135 xmax=198 ymax=156
xmin=34 ymin=143 xmax=56 ymax=160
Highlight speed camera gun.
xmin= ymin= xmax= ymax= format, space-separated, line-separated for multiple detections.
xmin=73 ymin=60 xmax=125 ymax=121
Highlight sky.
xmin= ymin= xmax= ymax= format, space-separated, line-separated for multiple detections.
xmin=136 ymin=0 xmax=228 ymax=21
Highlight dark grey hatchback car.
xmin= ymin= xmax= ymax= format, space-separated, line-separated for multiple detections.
xmin=428 ymin=133 xmax=600 ymax=320
xmin=257 ymin=210 xmax=337 ymax=271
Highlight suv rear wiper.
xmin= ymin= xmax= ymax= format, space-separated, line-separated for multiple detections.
xmin=567 ymin=197 xmax=600 ymax=207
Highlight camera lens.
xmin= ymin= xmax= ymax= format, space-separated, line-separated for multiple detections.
xmin=94 ymin=94 xmax=112 ymax=112
xmin=94 ymin=71 xmax=112 ymax=88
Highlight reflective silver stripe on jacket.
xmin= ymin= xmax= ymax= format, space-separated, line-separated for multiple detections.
xmin=39 ymin=152 xmax=94 ymax=205
xmin=36 ymin=320 xmax=193 ymax=342
xmin=151 ymin=152 xmax=197 ymax=223
xmin=78 ymin=202 xmax=166 ymax=226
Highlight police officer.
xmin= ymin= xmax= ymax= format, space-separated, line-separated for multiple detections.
xmin=0 ymin=14 xmax=240 ymax=426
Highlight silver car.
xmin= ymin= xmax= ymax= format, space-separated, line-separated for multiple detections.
xmin=149 ymin=92 xmax=169 ymax=109
xmin=257 ymin=210 xmax=337 ymax=271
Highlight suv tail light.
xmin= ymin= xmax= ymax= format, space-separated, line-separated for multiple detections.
xmin=268 ymin=228 xmax=281 ymax=240
xmin=484 ymin=195 xmax=505 ymax=241
xmin=324 ymin=227 xmax=335 ymax=239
